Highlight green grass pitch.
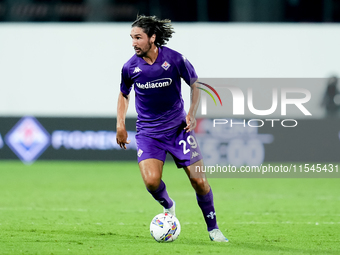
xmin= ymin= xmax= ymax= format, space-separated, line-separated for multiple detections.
xmin=0 ymin=161 xmax=339 ymax=255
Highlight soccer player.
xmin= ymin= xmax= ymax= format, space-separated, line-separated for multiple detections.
xmin=116 ymin=15 xmax=228 ymax=242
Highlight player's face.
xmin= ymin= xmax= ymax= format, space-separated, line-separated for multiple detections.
xmin=130 ymin=27 xmax=154 ymax=57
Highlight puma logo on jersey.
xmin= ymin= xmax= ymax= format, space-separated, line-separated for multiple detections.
xmin=133 ymin=67 xmax=142 ymax=73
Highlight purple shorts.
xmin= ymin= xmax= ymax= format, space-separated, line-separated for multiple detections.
xmin=135 ymin=124 xmax=203 ymax=168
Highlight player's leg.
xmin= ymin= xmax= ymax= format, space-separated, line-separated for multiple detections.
xmin=139 ymin=158 xmax=163 ymax=191
xmin=184 ymin=161 xmax=228 ymax=242
xmin=168 ymin=128 xmax=218 ymax=227
xmin=168 ymin=126 xmax=215 ymax=223
xmin=138 ymin=158 xmax=174 ymax=210
xmin=168 ymin=125 xmax=226 ymax=236
xmin=183 ymin=161 xmax=217 ymax=230
xmin=136 ymin=134 xmax=174 ymax=212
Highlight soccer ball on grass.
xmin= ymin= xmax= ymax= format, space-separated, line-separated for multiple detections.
xmin=150 ymin=213 xmax=181 ymax=242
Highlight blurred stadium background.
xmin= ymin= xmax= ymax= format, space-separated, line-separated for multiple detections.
xmin=0 ymin=0 xmax=340 ymax=22
xmin=1 ymin=0 xmax=340 ymax=164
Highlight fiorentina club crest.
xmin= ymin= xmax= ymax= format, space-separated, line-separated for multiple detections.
xmin=161 ymin=61 xmax=170 ymax=70
xmin=5 ymin=116 xmax=50 ymax=164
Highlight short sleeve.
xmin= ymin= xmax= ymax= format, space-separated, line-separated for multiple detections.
xmin=178 ymin=55 xmax=198 ymax=86
xmin=120 ymin=64 xmax=133 ymax=95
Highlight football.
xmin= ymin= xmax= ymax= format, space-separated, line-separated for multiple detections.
xmin=150 ymin=213 xmax=181 ymax=242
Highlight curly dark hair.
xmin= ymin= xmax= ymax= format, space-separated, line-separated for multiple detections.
xmin=132 ymin=15 xmax=175 ymax=47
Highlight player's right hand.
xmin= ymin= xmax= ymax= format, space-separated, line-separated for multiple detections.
xmin=116 ymin=127 xmax=131 ymax=150
xmin=184 ymin=113 xmax=197 ymax=132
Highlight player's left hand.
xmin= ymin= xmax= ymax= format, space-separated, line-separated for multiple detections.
xmin=184 ymin=114 xmax=196 ymax=132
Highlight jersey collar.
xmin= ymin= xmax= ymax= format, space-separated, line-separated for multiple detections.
xmin=140 ymin=47 xmax=163 ymax=65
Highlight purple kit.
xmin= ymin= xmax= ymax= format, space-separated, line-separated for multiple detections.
xmin=120 ymin=46 xmax=202 ymax=167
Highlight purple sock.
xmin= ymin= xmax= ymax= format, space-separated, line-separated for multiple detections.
xmin=147 ymin=180 xmax=173 ymax=209
xmin=196 ymin=188 xmax=218 ymax=231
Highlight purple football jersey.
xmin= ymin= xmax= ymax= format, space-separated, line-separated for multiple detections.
xmin=120 ymin=46 xmax=198 ymax=135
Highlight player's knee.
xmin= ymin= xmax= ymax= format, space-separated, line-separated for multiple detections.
xmin=144 ymin=178 xmax=161 ymax=191
xmin=190 ymin=178 xmax=209 ymax=193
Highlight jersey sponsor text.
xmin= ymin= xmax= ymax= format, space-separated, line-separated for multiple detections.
xmin=135 ymin=78 xmax=172 ymax=89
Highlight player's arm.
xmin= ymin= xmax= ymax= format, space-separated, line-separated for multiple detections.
xmin=184 ymin=81 xmax=200 ymax=132
xmin=116 ymin=92 xmax=131 ymax=149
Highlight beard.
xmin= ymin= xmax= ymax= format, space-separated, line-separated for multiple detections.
xmin=134 ymin=40 xmax=152 ymax=58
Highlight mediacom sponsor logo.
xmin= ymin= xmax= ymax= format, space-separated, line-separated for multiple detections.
xmin=135 ymin=78 xmax=172 ymax=89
